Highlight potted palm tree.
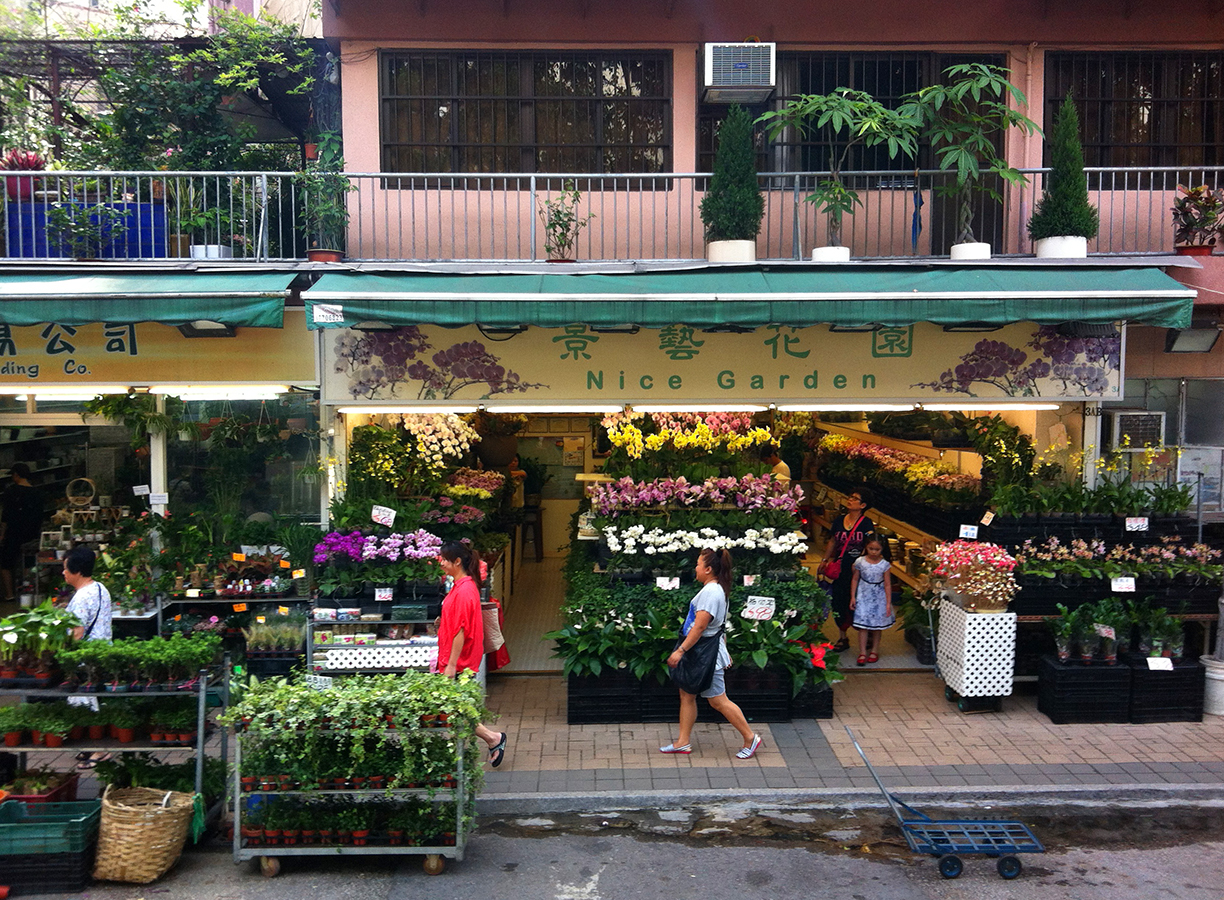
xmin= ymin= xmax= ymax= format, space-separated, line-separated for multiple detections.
xmin=1027 ymin=94 xmax=1099 ymax=258
xmin=901 ymin=64 xmax=1040 ymax=259
xmin=700 ymin=104 xmax=765 ymax=262
xmin=758 ymin=89 xmax=917 ymax=261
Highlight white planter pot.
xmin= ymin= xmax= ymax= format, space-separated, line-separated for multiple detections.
xmin=706 ymin=240 xmax=756 ymax=263
xmin=949 ymin=242 xmax=991 ymax=260
xmin=189 ymin=244 xmax=234 ymax=260
xmin=1202 ymin=655 xmax=1224 ymax=716
xmin=1034 ymin=235 xmax=1088 ymax=258
xmin=812 ymin=245 xmax=851 ymax=262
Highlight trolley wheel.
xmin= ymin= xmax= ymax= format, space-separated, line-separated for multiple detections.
xmin=937 ymin=855 xmax=963 ymax=879
xmin=997 ymin=856 xmax=1022 ymax=879
xmin=957 ymin=697 xmax=968 ymax=712
xmin=259 ymin=856 xmax=281 ymax=878
xmin=944 ymin=686 xmax=955 ymax=702
xmin=422 ymin=854 xmax=446 ymax=876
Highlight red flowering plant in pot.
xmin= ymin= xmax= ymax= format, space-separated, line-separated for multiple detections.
xmin=1172 ymin=183 xmax=1224 ymax=255
xmin=0 ymin=149 xmax=46 ymax=202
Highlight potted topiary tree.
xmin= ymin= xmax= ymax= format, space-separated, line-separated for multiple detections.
xmin=901 ymin=63 xmax=1040 ymax=259
xmin=700 ymin=104 xmax=765 ymax=263
xmin=758 ymin=89 xmax=917 ymax=261
xmin=1027 ymin=94 xmax=1099 ymax=258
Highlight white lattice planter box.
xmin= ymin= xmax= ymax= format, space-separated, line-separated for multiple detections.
xmin=323 ymin=645 xmax=436 ymax=670
xmin=936 ymin=599 xmax=1016 ymax=697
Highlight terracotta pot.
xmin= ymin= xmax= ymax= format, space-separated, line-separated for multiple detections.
xmin=282 ymin=829 xmax=300 ymax=846
xmin=241 ymin=776 xmax=257 ymax=792
xmin=1176 ymin=244 xmax=1214 ymax=256
xmin=114 ymin=727 xmax=135 ymax=743
xmin=44 ymin=733 xmax=65 ymax=748
xmin=306 ymin=248 xmax=344 ymax=263
xmin=263 ymin=828 xmax=281 ymax=846
xmin=88 ymin=724 xmax=105 ymax=740
xmin=241 ymin=825 xmax=262 ymax=846
xmin=304 ymin=142 xmax=319 ymax=160
xmin=3 ymin=731 xmax=22 ymax=747
xmin=149 ymin=732 xmax=165 ymax=743
xmin=30 ymin=729 xmax=42 ymax=745
xmin=301 ymin=829 xmax=316 ymax=845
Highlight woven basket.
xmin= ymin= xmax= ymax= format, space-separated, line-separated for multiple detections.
xmin=92 ymin=785 xmax=194 ymax=884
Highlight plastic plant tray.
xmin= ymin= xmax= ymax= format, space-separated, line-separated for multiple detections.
xmin=0 ymin=799 xmax=101 ymax=854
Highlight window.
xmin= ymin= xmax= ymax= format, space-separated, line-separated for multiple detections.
xmin=1045 ymin=52 xmax=1224 ymax=169
xmin=699 ymin=52 xmax=1001 ymax=174
xmin=380 ymin=51 xmax=671 ymax=174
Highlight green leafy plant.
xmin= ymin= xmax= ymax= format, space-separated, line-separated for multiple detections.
xmin=699 ymin=104 xmax=765 ymax=243
xmin=46 ymin=202 xmax=129 ymax=259
xmin=538 ymin=180 xmax=594 ymax=260
xmin=1172 ymin=183 xmax=1224 ymax=247
xmin=296 ymin=130 xmax=354 ymax=253
xmin=900 ymin=63 xmax=1041 ymax=246
xmin=518 ymin=455 xmax=552 ymax=495
xmin=758 ymin=88 xmax=917 ymax=247
xmin=1027 ymin=93 xmax=1099 ymax=242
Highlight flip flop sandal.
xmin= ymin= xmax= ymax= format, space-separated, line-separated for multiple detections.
xmin=489 ymin=732 xmax=508 ymax=768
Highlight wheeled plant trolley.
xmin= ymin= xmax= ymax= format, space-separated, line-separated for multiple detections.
xmin=845 ymin=726 xmax=1044 ymax=879
xmin=936 ymin=599 xmax=1017 ymax=713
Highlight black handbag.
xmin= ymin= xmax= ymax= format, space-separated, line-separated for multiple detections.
xmin=669 ymin=624 xmax=724 ymax=694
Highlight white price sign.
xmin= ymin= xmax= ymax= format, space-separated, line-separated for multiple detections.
xmin=1111 ymin=576 xmax=1137 ymax=593
xmin=742 ymin=574 xmax=757 ymax=586
xmin=741 ymin=595 xmax=777 ymax=621
xmin=958 ymin=524 xmax=979 ymax=539
xmin=375 ymin=587 xmax=394 ymax=602
xmin=655 ymin=576 xmax=680 ymax=591
xmin=1093 ymin=623 xmax=1116 ymax=639
xmin=1146 ymin=657 xmax=1174 ymax=671
xmin=306 ymin=674 xmax=334 ymax=690
xmin=1125 ymin=517 xmax=1150 ymax=532
xmin=148 ymin=492 xmax=169 ymax=505
xmin=132 ymin=484 xmax=150 ymax=496
xmin=371 ymin=505 xmax=397 ymax=527
xmin=980 ymin=511 xmax=996 ymax=526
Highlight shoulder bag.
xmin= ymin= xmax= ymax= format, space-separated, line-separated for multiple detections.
xmin=669 ymin=622 xmax=724 ymax=695
xmin=820 ymin=514 xmax=865 ymax=583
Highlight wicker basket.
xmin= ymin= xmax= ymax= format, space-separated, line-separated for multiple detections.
xmin=92 ymin=786 xmax=194 ymax=884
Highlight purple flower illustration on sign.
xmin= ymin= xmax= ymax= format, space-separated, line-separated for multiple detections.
xmin=334 ymin=326 xmax=546 ymax=399
xmin=914 ymin=325 xmax=1119 ymax=397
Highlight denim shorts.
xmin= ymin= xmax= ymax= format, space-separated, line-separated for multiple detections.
xmin=700 ymin=667 xmax=726 ymax=699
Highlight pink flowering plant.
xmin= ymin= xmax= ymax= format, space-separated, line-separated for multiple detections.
xmin=315 ymin=529 xmax=444 ymax=592
xmin=1014 ymin=536 xmax=1222 ymax=584
xmin=587 ymin=474 xmax=802 ymax=516
xmin=927 ymin=539 xmax=1018 ymax=611
xmin=819 ymin=434 xmax=981 ymax=510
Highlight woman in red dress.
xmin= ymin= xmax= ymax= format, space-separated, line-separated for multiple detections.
xmin=437 ymin=541 xmax=508 ymax=767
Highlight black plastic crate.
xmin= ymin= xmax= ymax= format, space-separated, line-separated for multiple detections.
xmin=1037 ymin=655 xmax=1131 ymax=724
xmin=2 ymin=844 xmax=97 ymax=894
xmin=1126 ymin=655 xmax=1205 ymax=723
xmin=566 ymin=672 xmax=643 ymax=725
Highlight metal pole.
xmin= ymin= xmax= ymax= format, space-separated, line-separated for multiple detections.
xmin=1197 ymin=472 xmax=1204 ymax=544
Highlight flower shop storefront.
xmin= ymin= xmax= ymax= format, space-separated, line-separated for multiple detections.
xmin=306 ymin=261 xmax=1203 ymax=723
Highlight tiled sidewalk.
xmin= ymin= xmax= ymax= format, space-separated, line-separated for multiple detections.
xmin=480 ymin=670 xmax=1224 ymax=796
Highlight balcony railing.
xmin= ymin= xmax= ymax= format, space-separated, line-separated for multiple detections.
xmin=1 ymin=167 xmax=1218 ymax=263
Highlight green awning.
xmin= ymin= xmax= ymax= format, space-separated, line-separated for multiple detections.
xmin=0 ymin=272 xmax=293 ymax=327
xmin=303 ymin=265 xmax=1195 ymax=330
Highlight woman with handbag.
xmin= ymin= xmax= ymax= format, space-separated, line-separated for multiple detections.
xmin=816 ymin=490 xmax=876 ymax=653
xmin=659 ymin=548 xmax=762 ymax=760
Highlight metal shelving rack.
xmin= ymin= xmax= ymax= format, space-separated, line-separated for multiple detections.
xmin=231 ymin=726 xmax=470 ymax=877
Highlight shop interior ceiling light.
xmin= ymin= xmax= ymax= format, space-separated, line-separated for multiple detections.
xmin=2 ymin=384 xmax=130 ymax=396
xmin=921 ymin=402 xmax=1061 ymax=411
xmin=487 ymin=405 xmax=624 ymax=413
xmin=336 ymin=405 xmax=480 ymax=415
xmin=150 ymin=384 xmax=290 ymax=400
xmin=776 ymin=403 xmax=916 ymax=411
xmin=630 ymin=404 xmax=769 ymax=413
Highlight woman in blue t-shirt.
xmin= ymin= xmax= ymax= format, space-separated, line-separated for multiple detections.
xmin=659 ymin=548 xmax=762 ymax=760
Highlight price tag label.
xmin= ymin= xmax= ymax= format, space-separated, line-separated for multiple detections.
xmin=256 ymin=615 xmax=266 ymax=624
xmin=958 ymin=524 xmax=979 ymax=539
xmin=654 ymin=576 xmax=680 ymax=591
xmin=1093 ymin=623 xmax=1116 ymax=639
xmin=1125 ymin=516 xmax=1150 ymax=532
xmin=371 ymin=505 xmax=397 ymax=527
xmin=278 ymin=606 xmax=290 ymax=616
xmin=743 ymin=574 xmax=757 ymax=586
xmin=306 ymin=673 xmax=334 ymax=690
xmin=148 ymin=492 xmax=169 ymax=505
xmin=741 ymin=595 xmax=777 ymax=621
xmin=1146 ymin=657 xmax=1174 ymax=671
xmin=174 ymin=614 xmax=182 ymax=622
xmin=292 ymin=569 xmax=306 ymax=580
xmin=132 ymin=484 xmax=150 ymax=496
xmin=185 ymin=589 xmax=200 ymax=598
xmin=280 ymin=559 xmax=291 ymax=568
xmin=232 ymin=552 xmax=247 ymax=562
xmin=232 ymin=603 xmax=248 ymax=612
xmin=980 ymin=511 xmax=996 ymax=526
xmin=1111 ymin=576 xmax=1136 ymax=593
xmin=375 ymin=587 xmax=394 ymax=602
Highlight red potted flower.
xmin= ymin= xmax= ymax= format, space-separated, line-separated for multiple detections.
xmin=0 ymin=149 xmax=46 ymax=202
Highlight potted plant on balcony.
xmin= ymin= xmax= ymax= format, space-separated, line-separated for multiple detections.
xmin=700 ymin=104 xmax=765 ymax=263
xmin=758 ymin=89 xmax=917 ymax=261
xmin=1171 ymin=183 xmax=1224 ymax=255
xmin=297 ymin=131 xmax=353 ymax=262
xmin=901 ymin=63 xmax=1040 ymax=259
xmin=1027 ymin=94 xmax=1099 ymax=258
xmin=538 ymin=181 xmax=594 ymax=261
xmin=46 ymin=201 xmax=129 ymax=260
xmin=1 ymin=149 xmax=46 ymax=202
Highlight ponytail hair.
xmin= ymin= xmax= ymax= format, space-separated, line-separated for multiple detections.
xmin=439 ymin=540 xmax=482 ymax=591
xmin=699 ymin=547 xmax=733 ymax=595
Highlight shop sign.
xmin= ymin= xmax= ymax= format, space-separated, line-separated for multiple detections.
xmin=322 ymin=322 xmax=1122 ymax=404
xmin=0 ymin=313 xmax=314 ymax=386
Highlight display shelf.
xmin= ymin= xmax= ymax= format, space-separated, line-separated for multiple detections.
xmin=816 ymin=421 xmax=982 ymax=465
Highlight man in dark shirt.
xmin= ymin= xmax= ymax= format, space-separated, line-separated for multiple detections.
xmin=0 ymin=463 xmax=42 ymax=601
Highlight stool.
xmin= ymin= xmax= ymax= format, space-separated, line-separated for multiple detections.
xmin=521 ymin=505 xmax=544 ymax=562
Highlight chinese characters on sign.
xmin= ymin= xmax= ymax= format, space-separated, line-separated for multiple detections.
xmin=0 ymin=323 xmax=140 ymax=380
xmin=553 ymin=324 xmax=600 ymax=361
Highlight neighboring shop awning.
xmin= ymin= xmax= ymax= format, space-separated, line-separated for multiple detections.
xmin=0 ymin=272 xmax=294 ymax=327
xmin=303 ymin=265 xmax=1195 ymax=330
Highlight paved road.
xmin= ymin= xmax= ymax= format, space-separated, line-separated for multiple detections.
xmin=20 ymin=829 xmax=1224 ymax=900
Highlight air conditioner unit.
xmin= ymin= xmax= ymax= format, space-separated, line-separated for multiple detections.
xmin=703 ymin=42 xmax=776 ymax=104
xmin=1108 ymin=411 xmax=1166 ymax=451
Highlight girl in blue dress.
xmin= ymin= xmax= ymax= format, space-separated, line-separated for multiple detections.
xmin=850 ymin=538 xmax=893 ymax=666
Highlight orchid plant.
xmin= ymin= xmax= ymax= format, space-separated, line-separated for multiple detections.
xmin=927 ymin=539 xmax=1018 ymax=611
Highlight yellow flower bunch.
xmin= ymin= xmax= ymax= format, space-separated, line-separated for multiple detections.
xmin=819 ymin=433 xmax=855 ymax=453
xmin=444 ymin=484 xmax=493 ymax=501
xmin=671 ymin=422 xmax=719 ymax=451
xmin=609 ymin=422 xmax=646 ymax=458
xmin=903 ymin=458 xmax=957 ymax=486
xmin=727 ymin=427 xmax=776 ymax=452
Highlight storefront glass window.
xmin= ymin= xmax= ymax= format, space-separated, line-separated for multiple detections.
xmin=1184 ymin=380 xmax=1224 ymax=446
